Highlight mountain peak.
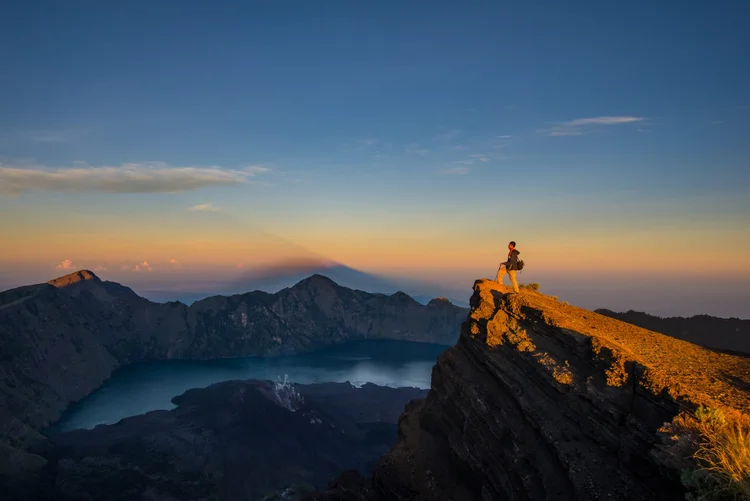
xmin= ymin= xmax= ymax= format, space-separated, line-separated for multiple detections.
xmin=47 ymin=269 xmax=101 ymax=288
xmin=428 ymin=296 xmax=453 ymax=307
xmin=294 ymin=274 xmax=339 ymax=288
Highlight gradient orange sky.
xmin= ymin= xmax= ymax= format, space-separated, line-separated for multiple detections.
xmin=1 ymin=186 xmax=749 ymax=319
xmin=2 ymin=187 xmax=749 ymax=289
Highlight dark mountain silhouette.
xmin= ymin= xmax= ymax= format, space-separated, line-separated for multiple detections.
xmin=138 ymin=259 xmax=469 ymax=307
xmin=230 ymin=261 xmax=403 ymax=297
xmin=596 ymin=309 xmax=749 ymax=355
xmin=0 ymin=270 xmax=467 ymax=484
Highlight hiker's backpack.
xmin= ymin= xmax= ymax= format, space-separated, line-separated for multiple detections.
xmin=517 ymin=259 xmax=525 ymax=271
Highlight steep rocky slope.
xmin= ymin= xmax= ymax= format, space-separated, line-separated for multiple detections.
xmin=0 ymin=270 xmax=466 ymax=478
xmin=308 ymin=279 xmax=750 ymax=500
xmin=596 ymin=308 xmax=749 ymax=355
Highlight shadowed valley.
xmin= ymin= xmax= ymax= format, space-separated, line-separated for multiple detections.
xmin=0 ymin=270 xmax=466 ymax=489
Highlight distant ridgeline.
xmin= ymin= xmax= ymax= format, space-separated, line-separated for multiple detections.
xmin=0 ymin=270 xmax=467 ymax=484
xmin=596 ymin=309 xmax=749 ymax=356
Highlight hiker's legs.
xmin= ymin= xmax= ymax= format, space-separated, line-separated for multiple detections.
xmin=508 ymin=270 xmax=520 ymax=293
xmin=496 ymin=266 xmax=507 ymax=284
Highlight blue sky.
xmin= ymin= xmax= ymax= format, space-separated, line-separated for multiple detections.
xmin=1 ymin=0 xmax=749 ymax=316
xmin=3 ymin=1 xmax=748 ymax=168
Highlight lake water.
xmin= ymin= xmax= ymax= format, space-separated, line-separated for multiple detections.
xmin=50 ymin=340 xmax=448 ymax=433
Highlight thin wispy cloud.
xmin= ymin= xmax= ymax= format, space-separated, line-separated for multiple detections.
xmin=442 ymin=167 xmax=470 ymax=175
xmin=188 ymin=203 xmax=220 ymax=212
xmin=0 ymin=162 xmax=268 ymax=195
xmin=420 ymin=133 xmax=511 ymax=172
xmin=56 ymin=259 xmax=76 ymax=270
xmin=120 ymin=261 xmax=153 ymax=272
xmin=244 ymin=165 xmax=271 ymax=175
xmin=433 ymin=129 xmax=462 ymax=143
xmin=547 ymin=129 xmax=585 ymax=137
xmin=470 ymin=154 xmax=490 ymax=163
xmin=405 ymin=144 xmax=429 ymax=156
xmin=451 ymin=134 xmax=511 ymax=152
xmin=543 ymin=116 xmax=644 ymax=137
xmin=133 ymin=261 xmax=152 ymax=272
xmin=343 ymin=138 xmax=380 ymax=152
xmin=565 ymin=116 xmax=643 ymax=126
xmin=169 ymin=258 xmax=179 ymax=264
xmin=11 ymin=128 xmax=89 ymax=144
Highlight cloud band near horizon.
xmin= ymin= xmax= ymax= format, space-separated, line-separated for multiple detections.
xmin=0 ymin=163 xmax=270 ymax=195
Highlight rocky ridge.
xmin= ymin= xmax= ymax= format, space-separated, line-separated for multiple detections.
xmin=0 ymin=270 xmax=466 ymax=478
xmin=596 ymin=308 xmax=749 ymax=355
xmin=306 ymin=279 xmax=750 ymax=500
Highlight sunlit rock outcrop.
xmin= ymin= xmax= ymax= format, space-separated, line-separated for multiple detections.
xmin=307 ymin=279 xmax=750 ymax=501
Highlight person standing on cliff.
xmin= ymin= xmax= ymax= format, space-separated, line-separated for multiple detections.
xmin=497 ymin=241 xmax=520 ymax=293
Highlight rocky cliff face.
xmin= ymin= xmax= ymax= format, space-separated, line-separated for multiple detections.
xmin=307 ymin=279 xmax=750 ymax=501
xmin=0 ymin=271 xmax=466 ymax=477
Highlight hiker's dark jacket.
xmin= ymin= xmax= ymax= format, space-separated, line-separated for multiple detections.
xmin=505 ymin=249 xmax=520 ymax=271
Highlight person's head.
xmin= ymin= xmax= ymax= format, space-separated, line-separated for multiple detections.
xmin=508 ymin=241 xmax=516 ymax=250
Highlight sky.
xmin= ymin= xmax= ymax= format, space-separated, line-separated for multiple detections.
xmin=1 ymin=0 xmax=749 ymax=317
